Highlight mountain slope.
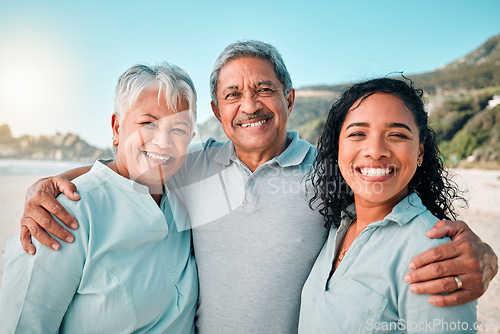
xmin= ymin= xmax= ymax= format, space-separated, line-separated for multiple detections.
xmin=197 ymin=35 xmax=500 ymax=166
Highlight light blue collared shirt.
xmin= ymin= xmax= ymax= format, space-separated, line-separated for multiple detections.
xmin=299 ymin=193 xmax=477 ymax=333
xmin=0 ymin=161 xmax=198 ymax=333
xmin=167 ymin=131 xmax=328 ymax=333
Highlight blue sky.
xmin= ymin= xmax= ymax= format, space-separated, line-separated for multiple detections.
xmin=0 ymin=0 xmax=498 ymax=147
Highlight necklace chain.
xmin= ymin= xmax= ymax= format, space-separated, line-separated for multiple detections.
xmin=338 ymin=247 xmax=348 ymax=262
xmin=337 ymin=218 xmax=357 ymax=263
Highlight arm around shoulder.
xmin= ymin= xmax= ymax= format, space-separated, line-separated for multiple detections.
xmin=21 ymin=165 xmax=92 ymax=254
xmin=406 ymin=219 xmax=498 ymax=306
xmin=398 ymin=229 xmax=477 ymax=332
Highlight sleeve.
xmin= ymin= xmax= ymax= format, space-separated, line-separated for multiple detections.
xmin=397 ymin=235 xmax=477 ymax=333
xmin=0 ymin=196 xmax=88 ymax=333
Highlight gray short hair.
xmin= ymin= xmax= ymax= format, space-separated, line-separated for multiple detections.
xmin=114 ymin=63 xmax=197 ymax=122
xmin=210 ymin=40 xmax=293 ymax=106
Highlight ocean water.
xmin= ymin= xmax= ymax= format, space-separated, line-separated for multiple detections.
xmin=0 ymin=159 xmax=89 ymax=175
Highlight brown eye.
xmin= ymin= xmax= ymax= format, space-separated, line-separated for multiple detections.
xmin=225 ymin=92 xmax=240 ymax=100
xmin=389 ymin=133 xmax=409 ymax=139
xmin=257 ymin=88 xmax=274 ymax=95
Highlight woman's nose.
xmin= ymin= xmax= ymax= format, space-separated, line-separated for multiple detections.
xmin=149 ymin=128 xmax=175 ymax=148
xmin=363 ymin=137 xmax=391 ymax=160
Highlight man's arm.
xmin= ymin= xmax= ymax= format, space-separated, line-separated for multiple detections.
xmin=405 ymin=220 xmax=498 ymax=306
xmin=20 ymin=166 xmax=91 ymax=255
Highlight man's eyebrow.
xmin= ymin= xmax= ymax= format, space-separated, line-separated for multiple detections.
xmin=345 ymin=122 xmax=369 ymax=130
xmin=221 ymin=85 xmax=239 ymax=92
xmin=219 ymin=86 xmax=239 ymax=96
xmin=386 ymin=122 xmax=412 ymax=132
xmin=257 ymin=80 xmax=278 ymax=88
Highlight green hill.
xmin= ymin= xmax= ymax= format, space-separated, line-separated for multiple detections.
xmin=292 ymin=35 xmax=500 ymax=167
xmin=410 ymin=35 xmax=500 ymax=94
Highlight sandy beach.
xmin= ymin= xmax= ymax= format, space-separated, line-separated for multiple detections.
xmin=0 ymin=169 xmax=499 ymax=330
xmin=450 ymin=169 xmax=500 ymax=331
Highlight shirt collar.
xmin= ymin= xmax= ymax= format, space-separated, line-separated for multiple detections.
xmin=341 ymin=192 xmax=427 ymax=228
xmin=93 ymin=159 xmax=169 ymax=196
xmin=275 ymin=131 xmax=312 ymax=167
xmin=213 ymin=139 xmax=237 ymax=166
xmin=383 ymin=192 xmax=427 ymax=227
xmin=213 ymin=130 xmax=312 ymax=167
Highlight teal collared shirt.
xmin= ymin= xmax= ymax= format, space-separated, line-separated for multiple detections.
xmin=299 ymin=193 xmax=477 ymax=333
xmin=0 ymin=161 xmax=198 ymax=333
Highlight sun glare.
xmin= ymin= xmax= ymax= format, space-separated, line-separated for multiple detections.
xmin=0 ymin=30 xmax=78 ymax=138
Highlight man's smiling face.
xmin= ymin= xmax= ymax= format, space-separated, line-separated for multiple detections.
xmin=211 ymin=56 xmax=294 ymax=158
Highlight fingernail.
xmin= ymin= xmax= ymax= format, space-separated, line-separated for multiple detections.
xmin=409 ymin=285 xmax=417 ymax=293
xmin=71 ymin=223 xmax=78 ymax=229
xmin=52 ymin=244 xmax=60 ymax=250
xmin=73 ymin=192 xmax=80 ymax=198
xmin=408 ymin=262 xmax=416 ymax=270
xmin=404 ymin=274 xmax=411 ymax=283
xmin=29 ymin=250 xmax=35 ymax=256
xmin=66 ymin=236 xmax=74 ymax=243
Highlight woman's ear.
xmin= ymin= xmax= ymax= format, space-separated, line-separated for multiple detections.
xmin=111 ymin=113 xmax=120 ymax=146
xmin=418 ymin=143 xmax=425 ymax=161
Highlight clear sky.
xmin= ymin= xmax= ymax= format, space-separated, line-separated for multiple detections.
xmin=0 ymin=0 xmax=498 ymax=148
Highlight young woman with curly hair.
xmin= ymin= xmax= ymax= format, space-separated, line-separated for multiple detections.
xmin=299 ymin=78 xmax=477 ymax=333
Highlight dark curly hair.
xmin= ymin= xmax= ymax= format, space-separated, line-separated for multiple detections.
xmin=308 ymin=77 xmax=466 ymax=229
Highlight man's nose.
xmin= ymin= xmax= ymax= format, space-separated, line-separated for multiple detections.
xmin=240 ymin=93 xmax=262 ymax=114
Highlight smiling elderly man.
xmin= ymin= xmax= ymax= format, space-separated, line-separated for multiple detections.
xmin=20 ymin=40 xmax=498 ymax=333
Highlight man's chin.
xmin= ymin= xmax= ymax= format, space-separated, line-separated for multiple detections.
xmin=232 ymin=134 xmax=285 ymax=152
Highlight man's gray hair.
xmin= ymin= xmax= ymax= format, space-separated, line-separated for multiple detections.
xmin=114 ymin=63 xmax=197 ymax=122
xmin=210 ymin=40 xmax=293 ymax=106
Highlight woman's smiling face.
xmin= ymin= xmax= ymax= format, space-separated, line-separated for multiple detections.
xmin=338 ymin=92 xmax=424 ymax=207
xmin=112 ymin=87 xmax=193 ymax=189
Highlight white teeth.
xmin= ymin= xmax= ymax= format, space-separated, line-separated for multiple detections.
xmin=144 ymin=152 xmax=172 ymax=162
xmin=359 ymin=168 xmax=392 ymax=177
xmin=240 ymin=119 xmax=266 ymax=128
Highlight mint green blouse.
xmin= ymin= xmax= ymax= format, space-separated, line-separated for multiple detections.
xmin=299 ymin=193 xmax=477 ymax=333
xmin=0 ymin=161 xmax=198 ymax=333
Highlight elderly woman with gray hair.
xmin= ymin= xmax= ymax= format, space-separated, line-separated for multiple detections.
xmin=0 ymin=63 xmax=198 ymax=333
